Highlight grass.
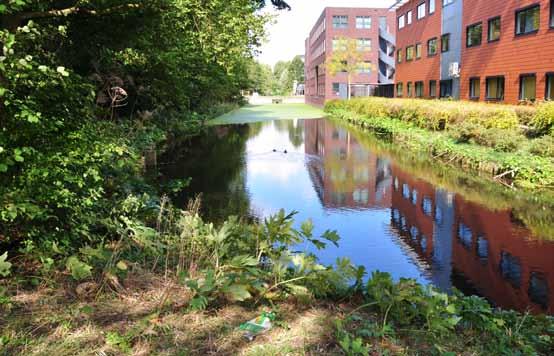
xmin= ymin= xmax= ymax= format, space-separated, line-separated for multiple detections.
xmin=0 ymin=271 xmax=340 ymax=355
xmin=210 ymin=103 xmax=324 ymax=125
xmin=325 ymin=98 xmax=554 ymax=189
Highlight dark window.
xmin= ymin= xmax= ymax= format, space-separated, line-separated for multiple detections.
xmin=528 ymin=272 xmax=549 ymax=310
xmin=402 ymin=183 xmax=410 ymax=199
xmin=466 ymin=22 xmax=482 ymax=47
xmin=422 ymin=197 xmax=433 ymax=216
xmin=429 ymin=80 xmax=437 ymax=97
xmin=516 ymin=5 xmax=540 ymax=35
xmin=457 ymin=223 xmax=472 ymax=249
xmin=488 ymin=16 xmax=501 ymax=42
xmin=396 ymin=82 xmax=404 ymax=97
xmin=441 ymin=34 xmax=450 ymax=52
xmin=407 ymin=82 xmax=413 ymax=97
xmin=397 ymin=49 xmax=403 ymax=63
xmin=427 ymin=38 xmax=438 ymax=56
xmin=547 ymin=73 xmax=554 ymax=100
xmin=411 ymin=189 xmax=418 ymax=205
xmin=332 ymin=15 xmax=348 ymax=29
xmin=476 ymin=235 xmax=488 ymax=260
xmin=551 ymin=0 xmax=554 ymax=28
xmin=332 ymin=83 xmax=340 ymax=94
xmin=469 ymin=77 xmax=480 ymax=99
xmin=415 ymin=43 xmax=422 ymax=59
xmin=417 ymin=2 xmax=426 ymax=20
xmin=406 ymin=46 xmax=414 ymax=61
xmin=415 ymin=81 xmax=424 ymax=97
xmin=440 ymin=80 xmax=453 ymax=98
xmin=500 ymin=252 xmax=522 ymax=288
xmin=486 ymin=76 xmax=505 ymax=100
xmin=519 ymin=74 xmax=536 ymax=101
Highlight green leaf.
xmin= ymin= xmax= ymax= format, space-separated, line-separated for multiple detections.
xmin=66 ymin=256 xmax=92 ymax=281
xmin=116 ymin=261 xmax=128 ymax=271
xmin=0 ymin=164 xmax=7 ymax=173
xmin=225 ymin=284 xmax=252 ymax=301
xmin=0 ymin=252 xmax=12 ymax=277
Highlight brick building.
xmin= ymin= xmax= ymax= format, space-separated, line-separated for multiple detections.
xmin=304 ymin=7 xmax=396 ymax=106
xmin=392 ymin=0 xmax=554 ymax=103
xmin=460 ymin=0 xmax=554 ymax=103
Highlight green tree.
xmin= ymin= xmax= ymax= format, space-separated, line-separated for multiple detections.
xmin=326 ymin=37 xmax=371 ymax=100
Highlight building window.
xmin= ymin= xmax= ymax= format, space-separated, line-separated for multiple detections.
xmin=500 ymin=252 xmax=522 ymax=288
xmin=417 ymin=3 xmax=426 ymax=20
xmin=547 ymin=73 xmax=554 ymax=100
xmin=551 ymin=0 xmax=554 ymax=28
xmin=516 ymin=5 xmax=540 ymax=35
xmin=407 ymin=82 xmax=413 ymax=97
xmin=488 ymin=16 xmax=501 ymax=42
xmin=415 ymin=43 xmax=422 ymax=59
xmin=443 ymin=0 xmax=454 ymax=5
xmin=406 ymin=46 xmax=414 ymax=61
xmin=398 ymin=15 xmax=405 ymax=29
xmin=332 ymin=83 xmax=340 ymax=94
xmin=486 ymin=76 xmax=505 ymax=100
xmin=357 ymin=61 xmax=372 ymax=74
xmin=466 ymin=22 xmax=482 ymax=47
xmin=396 ymin=82 xmax=404 ymax=97
xmin=469 ymin=77 xmax=480 ymax=99
xmin=441 ymin=34 xmax=450 ymax=52
xmin=427 ymin=38 xmax=438 ymax=56
xmin=429 ymin=0 xmax=436 ymax=14
xmin=440 ymin=80 xmax=453 ymax=98
xmin=415 ymin=81 xmax=424 ymax=97
xmin=429 ymin=80 xmax=437 ymax=97
xmin=519 ymin=74 xmax=536 ymax=101
xmin=397 ymin=49 xmax=403 ymax=63
xmin=357 ymin=38 xmax=372 ymax=51
xmin=407 ymin=10 xmax=413 ymax=25
xmin=332 ymin=15 xmax=348 ymax=29
xmin=356 ymin=16 xmax=372 ymax=29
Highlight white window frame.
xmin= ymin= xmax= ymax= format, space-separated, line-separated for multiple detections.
xmin=417 ymin=3 xmax=426 ymax=20
xmin=429 ymin=0 xmax=436 ymax=14
xmin=407 ymin=11 xmax=413 ymax=24
xmin=398 ymin=15 xmax=405 ymax=29
xmin=356 ymin=16 xmax=372 ymax=29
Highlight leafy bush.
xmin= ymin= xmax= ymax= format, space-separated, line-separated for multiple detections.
xmin=451 ymin=121 xmax=525 ymax=152
xmin=531 ymin=102 xmax=554 ymax=135
xmin=325 ymin=98 xmax=522 ymax=132
xmin=529 ymin=135 xmax=554 ymax=158
xmin=335 ymin=271 xmax=554 ymax=355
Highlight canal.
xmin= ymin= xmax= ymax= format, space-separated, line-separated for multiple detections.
xmin=161 ymin=104 xmax=554 ymax=314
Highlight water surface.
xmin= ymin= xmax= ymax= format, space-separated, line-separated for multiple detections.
xmin=161 ymin=111 xmax=554 ymax=314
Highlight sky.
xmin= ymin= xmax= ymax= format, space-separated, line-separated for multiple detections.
xmin=257 ymin=0 xmax=397 ymax=67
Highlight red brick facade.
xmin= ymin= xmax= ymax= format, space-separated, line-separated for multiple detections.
xmin=461 ymin=0 xmax=554 ymax=104
xmin=305 ymin=8 xmax=395 ymax=106
xmin=394 ymin=0 xmax=442 ymax=98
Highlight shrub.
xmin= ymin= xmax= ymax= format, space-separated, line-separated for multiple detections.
xmin=531 ymin=102 xmax=554 ymax=135
xmin=529 ymin=134 xmax=554 ymax=158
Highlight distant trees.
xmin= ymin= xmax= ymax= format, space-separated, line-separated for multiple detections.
xmin=247 ymin=55 xmax=305 ymax=96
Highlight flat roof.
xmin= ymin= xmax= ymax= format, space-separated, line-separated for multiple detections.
xmin=389 ymin=0 xmax=410 ymax=11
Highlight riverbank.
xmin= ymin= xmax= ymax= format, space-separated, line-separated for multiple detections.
xmin=324 ymin=98 xmax=554 ymax=189
xmin=2 ymin=206 xmax=553 ymax=355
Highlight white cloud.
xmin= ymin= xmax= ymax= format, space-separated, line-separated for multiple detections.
xmin=257 ymin=0 xmax=396 ymax=66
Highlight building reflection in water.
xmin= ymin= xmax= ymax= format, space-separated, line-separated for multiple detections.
xmin=304 ymin=119 xmax=553 ymax=314
xmin=304 ymin=119 xmax=392 ymax=210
